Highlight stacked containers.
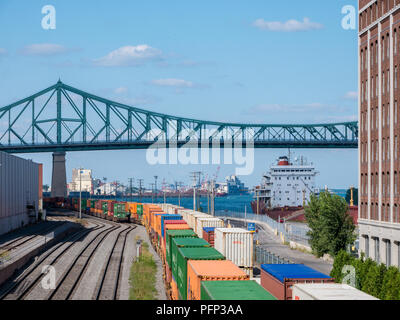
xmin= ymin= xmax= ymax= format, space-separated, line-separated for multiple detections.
xmin=195 ymin=218 xmax=224 ymax=238
xmin=165 ymin=229 xmax=197 ymax=273
xmin=163 ymin=220 xmax=187 ymax=240
xmin=160 ymin=214 xmax=183 ymax=239
xmin=113 ymin=202 xmax=128 ymax=221
xmin=214 ymin=228 xmax=253 ymax=276
xmin=201 ymin=280 xmax=277 ymax=300
xmin=164 ymin=229 xmax=197 ymax=284
xmin=136 ymin=203 xmax=143 ymax=220
xmin=260 ymin=264 xmax=333 ymax=300
xmin=107 ymin=200 xmax=116 ymax=220
xmin=203 ymin=227 xmax=216 ymax=246
xmin=170 ymin=237 xmax=211 ymax=278
xmin=187 ymin=260 xmax=249 ymax=300
xmin=187 ymin=212 xmax=211 ymax=230
xmin=174 ymin=247 xmax=225 ymax=300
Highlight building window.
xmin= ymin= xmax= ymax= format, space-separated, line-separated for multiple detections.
xmin=364 ymin=235 xmax=370 ymax=258
xmin=385 ymin=239 xmax=391 ymax=267
xmin=374 ymin=237 xmax=380 ymax=263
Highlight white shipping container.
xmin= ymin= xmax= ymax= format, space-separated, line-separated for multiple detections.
xmin=195 ymin=218 xmax=225 ymax=238
xmin=214 ymin=228 xmax=253 ymax=268
xmin=187 ymin=212 xmax=210 ymax=229
xmin=178 ymin=209 xmax=194 ymax=225
xmin=0 ymin=151 xmax=40 ymax=235
xmin=292 ymin=284 xmax=379 ymax=300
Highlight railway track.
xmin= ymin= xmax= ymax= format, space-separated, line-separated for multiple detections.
xmin=94 ymin=225 xmax=136 ymax=300
xmin=0 ymin=221 xmax=67 ymax=253
xmin=47 ymin=223 xmax=124 ymax=300
xmin=0 ymin=221 xmax=105 ymax=300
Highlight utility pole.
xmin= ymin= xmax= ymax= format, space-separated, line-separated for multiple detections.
xmin=154 ymin=176 xmax=158 ymax=202
xmin=79 ymin=168 xmax=82 ymax=219
xmin=150 ymin=183 xmax=155 ymax=203
xmin=190 ymin=172 xmax=202 ymax=211
xmin=138 ymin=179 xmax=144 ymax=203
xmin=129 ymin=178 xmax=134 ymax=202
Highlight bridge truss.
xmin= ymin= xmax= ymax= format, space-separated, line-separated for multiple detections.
xmin=0 ymin=81 xmax=358 ymax=153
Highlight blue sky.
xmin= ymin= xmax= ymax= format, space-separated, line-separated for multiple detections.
xmin=0 ymin=0 xmax=358 ymax=189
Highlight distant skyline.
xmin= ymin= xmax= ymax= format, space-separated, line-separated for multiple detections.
xmin=0 ymin=0 xmax=358 ymax=189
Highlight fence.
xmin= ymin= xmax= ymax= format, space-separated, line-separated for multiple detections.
xmin=254 ymin=246 xmax=292 ymax=265
xmin=214 ymin=210 xmax=310 ymax=246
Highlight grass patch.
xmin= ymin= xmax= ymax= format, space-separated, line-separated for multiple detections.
xmin=129 ymin=241 xmax=158 ymax=300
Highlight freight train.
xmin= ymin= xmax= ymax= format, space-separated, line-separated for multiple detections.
xmin=46 ymin=198 xmax=374 ymax=300
xmin=43 ymin=197 xmax=277 ymax=300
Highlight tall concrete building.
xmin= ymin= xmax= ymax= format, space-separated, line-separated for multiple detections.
xmin=359 ymin=0 xmax=400 ymax=267
xmin=69 ymin=169 xmax=93 ymax=194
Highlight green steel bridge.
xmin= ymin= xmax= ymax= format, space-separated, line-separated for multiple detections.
xmin=0 ymin=80 xmax=358 ymax=153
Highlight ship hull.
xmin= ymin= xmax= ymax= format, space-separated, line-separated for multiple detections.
xmin=250 ymin=200 xmax=303 ymax=221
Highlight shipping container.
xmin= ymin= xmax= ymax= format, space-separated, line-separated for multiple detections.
xmin=171 ymin=278 xmax=179 ymax=300
xmin=260 ymin=264 xmax=334 ymax=300
xmin=174 ymin=247 xmax=225 ymax=300
xmin=0 ymin=151 xmax=42 ymax=234
xmin=201 ymin=280 xmax=277 ymax=300
xmin=214 ymin=228 xmax=253 ymax=268
xmin=163 ymin=220 xmax=187 ymax=240
xmin=203 ymin=227 xmax=215 ymax=246
xmin=160 ymin=214 xmax=182 ymax=238
xmin=165 ymin=229 xmax=197 ymax=269
xmin=187 ymin=260 xmax=249 ymax=300
xmin=195 ymin=218 xmax=224 ymax=238
xmin=187 ymin=212 xmax=211 ymax=230
xmin=113 ymin=202 xmax=129 ymax=222
xmin=292 ymin=283 xmax=378 ymax=300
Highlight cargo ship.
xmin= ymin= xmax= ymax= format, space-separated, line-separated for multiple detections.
xmin=251 ymin=155 xmax=318 ymax=221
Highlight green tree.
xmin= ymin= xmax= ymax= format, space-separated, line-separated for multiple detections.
xmin=305 ymin=191 xmax=356 ymax=257
xmin=380 ymin=266 xmax=400 ymax=300
xmin=362 ymin=263 xmax=387 ymax=298
xmin=330 ymin=250 xmax=354 ymax=282
xmin=345 ymin=188 xmax=358 ymax=206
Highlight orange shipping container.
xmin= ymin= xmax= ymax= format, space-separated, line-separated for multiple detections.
xmin=171 ymin=278 xmax=179 ymax=300
xmin=187 ymin=260 xmax=249 ymax=300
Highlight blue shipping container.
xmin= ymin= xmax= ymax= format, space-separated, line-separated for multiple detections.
xmin=203 ymin=227 xmax=215 ymax=233
xmin=260 ymin=264 xmax=331 ymax=283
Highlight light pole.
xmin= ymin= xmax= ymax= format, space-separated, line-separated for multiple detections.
xmin=80 ymin=178 xmax=82 ymax=218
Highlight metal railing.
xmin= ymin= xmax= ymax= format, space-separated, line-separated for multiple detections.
xmin=255 ymin=246 xmax=292 ymax=264
xmin=215 ymin=210 xmax=310 ymax=246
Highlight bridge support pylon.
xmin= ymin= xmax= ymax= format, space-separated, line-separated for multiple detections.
xmin=51 ymin=152 xmax=67 ymax=198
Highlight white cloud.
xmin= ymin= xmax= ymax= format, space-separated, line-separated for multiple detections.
xmin=20 ymin=44 xmax=70 ymax=56
xmin=151 ymin=78 xmax=194 ymax=88
xmin=93 ymin=45 xmax=162 ymax=67
xmin=114 ymin=87 xmax=128 ymax=95
xmin=344 ymin=91 xmax=358 ymax=100
xmin=253 ymin=17 xmax=323 ymax=32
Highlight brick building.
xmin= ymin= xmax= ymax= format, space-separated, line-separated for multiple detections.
xmin=359 ymin=0 xmax=400 ymax=267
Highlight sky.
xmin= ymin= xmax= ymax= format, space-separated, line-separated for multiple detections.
xmin=0 ymin=0 xmax=359 ymax=189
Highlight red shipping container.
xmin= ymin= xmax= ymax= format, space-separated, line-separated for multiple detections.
xmin=260 ymin=264 xmax=334 ymax=300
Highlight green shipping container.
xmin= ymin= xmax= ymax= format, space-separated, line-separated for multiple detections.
xmin=175 ymin=247 xmax=225 ymax=300
xmin=166 ymin=229 xmax=197 ymax=269
xmin=102 ymin=202 xmax=108 ymax=214
xmin=201 ymin=280 xmax=277 ymax=300
xmin=90 ymin=200 xmax=96 ymax=208
xmin=113 ymin=203 xmax=127 ymax=219
xmin=137 ymin=204 xmax=143 ymax=217
xmin=170 ymin=237 xmax=210 ymax=271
